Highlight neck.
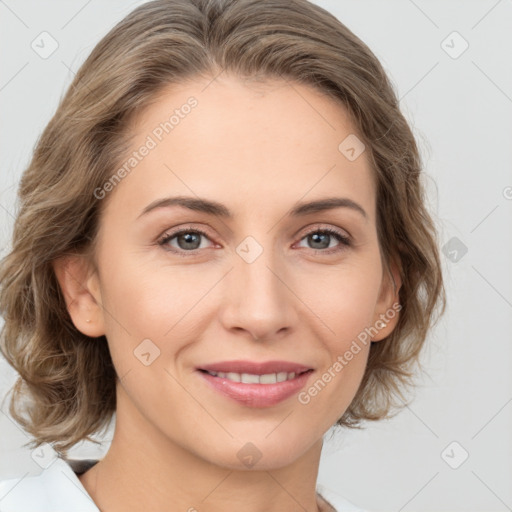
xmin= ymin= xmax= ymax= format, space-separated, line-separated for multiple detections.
xmin=78 ymin=386 xmax=327 ymax=512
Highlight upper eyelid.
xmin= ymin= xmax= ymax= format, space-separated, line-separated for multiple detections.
xmin=300 ymin=224 xmax=350 ymax=238
xmin=159 ymin=222 xmax=350 ymax=236
xmin=159 ymin=224 xmax=213 ymax=241
xmin=158 ymin=223 xmax=351 ymax=246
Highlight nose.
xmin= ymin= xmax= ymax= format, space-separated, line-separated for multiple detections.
xmin=219 ymin=243 xmax=298 ymax=342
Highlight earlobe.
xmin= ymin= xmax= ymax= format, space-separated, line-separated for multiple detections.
xmin=52 ymin=254 xmax=105 ymax=338
xmin=371 ymin=259 xmax=402 ymax=342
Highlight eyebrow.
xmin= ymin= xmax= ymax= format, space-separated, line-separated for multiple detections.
xmin=137 ymin=195 xmax=368 ymax=220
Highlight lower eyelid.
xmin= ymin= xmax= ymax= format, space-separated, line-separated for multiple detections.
xmin=158 ymin=227 xmax=351 ymax=253
xmin=297 ymin=230 xmax=351 ymax=249
xmin=158 ymin=229 xmax=213 ymax=249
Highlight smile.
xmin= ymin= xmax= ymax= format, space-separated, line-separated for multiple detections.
xmin=197 ymin=367 xmax=314 ymax=407
xmin=201 ymin=370 xmax=306 ymax=384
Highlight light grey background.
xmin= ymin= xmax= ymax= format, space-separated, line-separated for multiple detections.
xmin=1 ymin=1 xmax=511 ymax=511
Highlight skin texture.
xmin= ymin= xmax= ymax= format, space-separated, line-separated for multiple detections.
xmin=54 ymin=74 xmax=401 ymax=512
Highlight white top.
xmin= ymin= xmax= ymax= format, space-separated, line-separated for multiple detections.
xmin=0 ymin=457 xmax=368 ymax=512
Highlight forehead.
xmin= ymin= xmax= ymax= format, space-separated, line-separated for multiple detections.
xmin=103 ymin=74 xmax=376 ymax=224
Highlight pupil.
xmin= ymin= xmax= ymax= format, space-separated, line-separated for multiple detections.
xmin=310 ymin=233 xmax=329 ymax=249
xmin=179 ymin=232 xmax=200 ymax=250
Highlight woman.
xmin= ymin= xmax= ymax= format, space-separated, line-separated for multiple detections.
xmin=0 ymin=0 xmax=445 ymax=510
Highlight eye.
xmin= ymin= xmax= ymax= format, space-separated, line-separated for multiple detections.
xmin=295 ymin=227 xmax=351 ymax=254
xmin=157 ymin=225 xmax=352 ymax=257
xmin=158 ymin=227 xmax=214 ymax=255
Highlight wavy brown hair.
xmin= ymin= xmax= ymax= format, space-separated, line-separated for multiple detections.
xmin=0 ymin=0 xmax=446 ymax=457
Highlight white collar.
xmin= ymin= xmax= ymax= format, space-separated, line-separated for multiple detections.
xmin=0 ymin=456 xmax=100 ymax=511
xmin=316 ymin=483 xmax=369 ymax=511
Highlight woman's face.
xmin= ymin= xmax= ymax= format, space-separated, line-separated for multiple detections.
xmin=80 ymin=74 xmax=400 ymax=470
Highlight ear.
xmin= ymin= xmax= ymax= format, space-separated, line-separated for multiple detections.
xmin=370 ymin=258 xmax=402 ymax=342
xmin=52 ymin=254 xmax=105 ymax=338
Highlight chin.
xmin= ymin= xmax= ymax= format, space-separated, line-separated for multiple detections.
xmin=196 ymin=432 xmax=317 ymax=471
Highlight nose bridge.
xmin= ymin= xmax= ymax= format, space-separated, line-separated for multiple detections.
xmin=221 ymin=234 xmax=295 ymax=339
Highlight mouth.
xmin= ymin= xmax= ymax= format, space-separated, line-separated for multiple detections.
xmin=197 ymin=359 xmax=313 ymax=376
xmin=195 ymin=360 xmax=315 ymax=407
xmin=197 ymin=368 xmax=313 ymax=384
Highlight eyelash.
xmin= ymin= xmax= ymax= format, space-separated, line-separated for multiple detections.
xmin=158 ymin=227 xmax=213 ymax=258
xmin=157 ymin=225 xmax=352 ymax=257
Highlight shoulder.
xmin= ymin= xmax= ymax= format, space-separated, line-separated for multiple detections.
xmin=0 ymin=457 xmax=100 ymax=512
xmin=317 ymin=484 xmax=370 ymax=512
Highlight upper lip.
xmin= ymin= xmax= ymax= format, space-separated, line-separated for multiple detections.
xmin=197 ymin=360 xmax=313 ymax=375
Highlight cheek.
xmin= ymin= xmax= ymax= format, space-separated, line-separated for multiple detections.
xmin=101 ymin=252 xmax=205 ymax=335
xmin=295 ymin=269 xmax=379 ymax=423
xmin=297 ymin=258 xmax=383 ymax=345
xmin=95 ymin=252 xmax=198 ymax=378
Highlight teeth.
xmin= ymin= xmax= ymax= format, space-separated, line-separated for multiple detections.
xmin=206 ymin=370 xmax=301 ymax=384
xmin=259 ymin=373 xmax=277 ymax=384
xmin=241 ymin=373 xmax=260 ymax=384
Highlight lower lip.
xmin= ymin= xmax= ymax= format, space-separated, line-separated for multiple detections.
xmin=197 ymin=370 xmax=314 ymax=408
